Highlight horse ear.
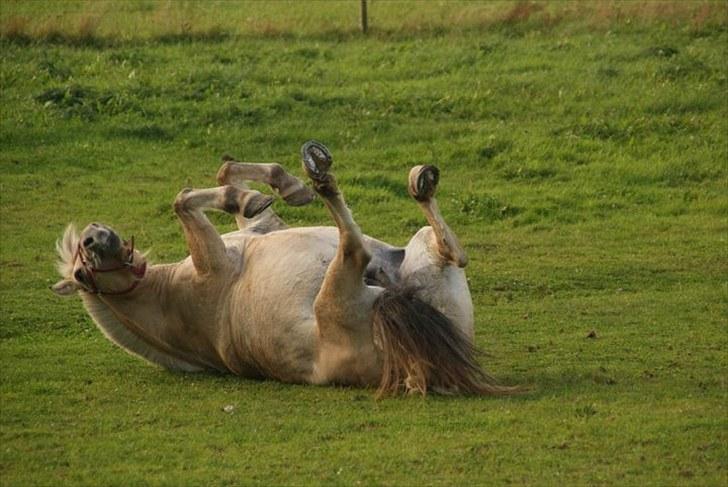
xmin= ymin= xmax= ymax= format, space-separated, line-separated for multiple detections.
xmin=51 ymin=279 xmax=80 ymax=296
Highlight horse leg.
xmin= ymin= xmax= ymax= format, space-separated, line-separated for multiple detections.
xmin=408 ymin=165 xmax=468 ymax=268
xmin=401 ymin=165 xmax=474 ymax=340
xmin=174 ymin=185 xmax=273 ymax=275
xmin=216 ymin=157 xmax=315 ymax=232
xmin=300 ymin=141 xmax=377 ymax=353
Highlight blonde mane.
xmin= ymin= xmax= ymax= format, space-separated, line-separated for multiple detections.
xmin=55 ymin=224 xmax=80 ymax=278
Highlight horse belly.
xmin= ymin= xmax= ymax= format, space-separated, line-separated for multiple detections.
xmin=227 ymin=230 xmax=338 ymax=382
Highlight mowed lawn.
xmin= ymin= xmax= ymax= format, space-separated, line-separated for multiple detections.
xmin=1 ymin=2 xmax=726 ymax=486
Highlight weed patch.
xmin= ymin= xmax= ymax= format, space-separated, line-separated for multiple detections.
xmin=477 ymin=140 xmax=512 ymax=161
xmin=37 ymin=58 xmax=71 ymax=80
xmin=35 ymin=84 xmax=138 ymax=120
xmin=453 ymin=193 xmax=520 ymax=221
xmin=642 ymin=45 xmax=679 ymax=58
xmin=106 ymin=49 xmax=149 ymax=67
xmin=656 ymin=56 xmax=713 ymax=81
xmin=113 ymin=124 xmax=174 ymax=142
xmin=179 ymin=70 xmax=244 ymax=102
xmin=596 ymin=66 xmax=620 ymax=79
xmin=155 ymin=27 xmax=230 ymax=45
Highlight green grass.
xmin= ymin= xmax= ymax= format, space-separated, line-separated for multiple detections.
xmin=1 ymin=2 xmax=727 ymax=486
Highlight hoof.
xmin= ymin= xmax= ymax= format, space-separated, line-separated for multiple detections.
xmin=408 ymin=165 xmax=440 ymax=202
xmin=281 ymin=186 xmax=316 ymax=206
xmin=301 ymin=140 xmax=333 ymax=181
xmin=243 ymin=193 xmax=275 ymax=219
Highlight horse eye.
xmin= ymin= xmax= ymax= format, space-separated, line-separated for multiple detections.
xmin=74 ymin=269 xmax=86 ymax=283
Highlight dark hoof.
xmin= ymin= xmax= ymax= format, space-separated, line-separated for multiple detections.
xmin=243 ymin=194 xmax=275 ymax=218
xmin=221 ymin=154 xmax=237 ymax=162
xmin=282 ymin=186 xmax=316 ymax=206
xmin=408 ymin=165 xmax=440 ymax=201
xmin=301 ymin=140 xmax=333 ymax=181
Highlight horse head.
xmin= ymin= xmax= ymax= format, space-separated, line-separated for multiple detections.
xmin=51 ymin=223 xmax=147 ymax=296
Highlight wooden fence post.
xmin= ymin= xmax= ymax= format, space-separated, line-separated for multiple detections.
xmin=360 ymin=0 xmax=368 ymax=34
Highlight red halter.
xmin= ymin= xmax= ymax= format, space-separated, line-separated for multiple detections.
xmin=71 ymin=236 xmax=147 ymax=295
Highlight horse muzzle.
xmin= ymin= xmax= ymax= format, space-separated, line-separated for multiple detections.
xmin=80 ymin=223 xmax=122 ymax=258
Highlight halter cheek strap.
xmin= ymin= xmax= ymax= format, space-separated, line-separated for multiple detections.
xmin=72 ymin=236 xmax=147 ymax=296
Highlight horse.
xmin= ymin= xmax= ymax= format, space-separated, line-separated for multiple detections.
xmin=52 ymin=141 xmax=513 ymax=397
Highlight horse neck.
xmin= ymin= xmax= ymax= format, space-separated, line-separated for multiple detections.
xmin=80 ymin=264 xmax=221 ymax=372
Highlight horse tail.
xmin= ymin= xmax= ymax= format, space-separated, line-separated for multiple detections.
xmin=372 ymin=285 xmax=520 ymax=398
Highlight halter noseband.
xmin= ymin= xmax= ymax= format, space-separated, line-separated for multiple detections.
xmin=72 ymin=236 xmax=147 ymax=296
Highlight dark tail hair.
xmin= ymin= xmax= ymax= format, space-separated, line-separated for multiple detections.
xmin=372 ymin=286 xmax=520 ymax=398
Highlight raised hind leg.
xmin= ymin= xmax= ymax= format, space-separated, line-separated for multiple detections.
xmin=408 ymin=165 xmax=467 ymax=268
xmin=401 ymin=165 xmax=474 ymax=340
xmin=216 ymin=156 xmax=315 ymax=232
xmin=301 ymin=141 xmax=380 ymax=384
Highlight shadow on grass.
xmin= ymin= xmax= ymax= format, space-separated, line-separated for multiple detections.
xmin=150 ymin=366 xmax=596 ymax=403
xmin=0 ymin=27 xmax=233 ymax=48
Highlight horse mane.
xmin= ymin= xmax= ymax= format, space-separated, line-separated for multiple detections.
xmin=372 ymin=285 xmax=520 ymax=398
xmin=55 ymin=224 xmax=80 ymax=277
xmin=80 ymin=293 xmax=204 ymax=372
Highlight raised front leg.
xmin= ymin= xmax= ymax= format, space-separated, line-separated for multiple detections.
xmin=217 ymin=157 xmax=315 ymax=206
xmin=174 ymin=186 xmax=273 ymax=275
xmin=216 ymin=157 xmax=315 ymax=232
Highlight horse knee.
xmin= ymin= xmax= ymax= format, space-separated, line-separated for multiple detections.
xmin=268 ymin=163 xmax=285 ymax=184
xmin=173 ymin=188 xmax=194 ymax=214
xmin=417 ymin=226 xmax=468 ymax=268
xmin=341 ymin=234 xmax=371 ymax=270
xmin=216 ymin=161 xmax=233 ymax=185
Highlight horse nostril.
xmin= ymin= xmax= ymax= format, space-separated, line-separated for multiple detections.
xmin=83 ymin=237 xmax=94 ymax=248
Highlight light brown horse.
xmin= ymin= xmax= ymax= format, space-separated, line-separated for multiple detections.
xmin=52 ymin=141 xmax=511 ymax=396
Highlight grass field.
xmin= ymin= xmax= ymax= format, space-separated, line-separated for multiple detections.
xmin=1 ymin=1 xmax=727 ymax=485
